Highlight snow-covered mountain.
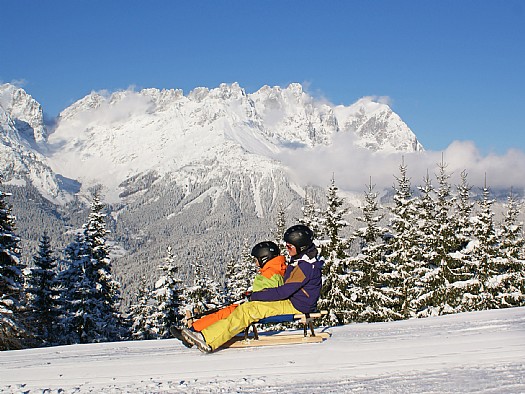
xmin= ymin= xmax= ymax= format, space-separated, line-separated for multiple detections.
xmin=2 ymin=82 xmax=422 ymax=204
xmin=0 ymin=85 xmax=74 ymax=204
xmin=46 ymin=82 xmax=421 ymax=200
xmin=0 ymin=84 xmax=47 ymax=145
xmin=333 ymin=97 xmax=424 ymax=152
xmin=0 ymin=82 xmax=422 ymax=295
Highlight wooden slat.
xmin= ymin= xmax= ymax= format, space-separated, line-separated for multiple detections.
xmin=293 ymin=310 xmax=328 ymax=320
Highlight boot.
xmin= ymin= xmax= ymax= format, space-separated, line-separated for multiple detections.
xmin=181 ymin=328 xmax=213 ymax=353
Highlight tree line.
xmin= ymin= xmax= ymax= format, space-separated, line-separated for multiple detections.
xmin=314 ymin=159 xmax=525 ymax=325
xmin=1 ymin=158 xmax=524 ymax=350
xmin=0 ymin=173 xmax=259 ymax=349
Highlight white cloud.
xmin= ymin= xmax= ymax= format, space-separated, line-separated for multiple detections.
xmin=72 ymin=88 xmax=155 ymax=126
xmin=280 ymin=135 xmax=525 ymax=194
xmin=9 ymin=79 xmax=28 ymax=88
xmin=362 ymin=95 xmax=393 ymax=106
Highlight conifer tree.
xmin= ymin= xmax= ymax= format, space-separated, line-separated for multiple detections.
xmin=421 ymin=159 xmax=457 ymax=316
xmin=129 ymin=276 xmax=154 ymax=340
xmin=300 ymin=187 xmax=322 ymax=241
xmin=317 ymin=176 xmax=351 ymax=325
xmin=0 ymin=179 xmax=27 ymax=350
xmin=465 ymin=181 xmax=500 ymax=311
xmin=272 ymin=203 xmax=288 ymax=255
xmin=59 ymin=193 xmax=123 ymax=343
xmin=57 ymin=232 xmax=89 ymax=344
xmin=184 ymin=254 xmax=223 ymax=316
xmin=151 ymin=246 xmax=184 ymax=338
xmin=447 ymin=170 xmax=476 ymax=312
xmin=224 ymin=240 xmax=257 ymax=303
xmin=26 ymin=232 xmax=60 ymax=345
xmin=387 ymin=159 xmax=419 ymax=318
xmin=453 ymin=170 xmax=475 ymax=251
xmin=320 ymin=175 xmax=350 ymax=259
xmin=411 ymin=172 xmax=441 ymax=316
xmin=495 ymin=190 xmax=525 ymax=307
xmin=350 ymin=179 xmax=400 ymax=323
xmin=82 ymin=192 xmax=123 ymax=342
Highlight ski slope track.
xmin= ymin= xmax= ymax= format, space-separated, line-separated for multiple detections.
xmin=1 ymin=307 xmax=524 ymax=393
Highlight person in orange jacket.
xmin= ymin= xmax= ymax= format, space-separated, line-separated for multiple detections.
xmin=189 ymin=241 xmax=286 ymax=332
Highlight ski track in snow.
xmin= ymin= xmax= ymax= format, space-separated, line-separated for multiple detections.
xmin=1 ymin=307 xmax=524 ymax=393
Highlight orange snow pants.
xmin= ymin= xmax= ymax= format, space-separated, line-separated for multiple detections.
xmin=192 ymin=304 xmax=239 ymax=332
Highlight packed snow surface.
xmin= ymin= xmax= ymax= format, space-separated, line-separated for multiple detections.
xmin=1 ymin=307 xmax=524 ymax=393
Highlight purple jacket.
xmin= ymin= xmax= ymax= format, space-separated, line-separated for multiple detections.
xmin=250 ymin=250 xmax=324 ymax=313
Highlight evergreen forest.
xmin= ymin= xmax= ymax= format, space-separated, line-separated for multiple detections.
xmin=1 ymin=159 xmax=524 ymax=350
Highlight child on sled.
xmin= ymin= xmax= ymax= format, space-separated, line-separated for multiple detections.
xmin=188 ymin=241 xmax=287 ymax=332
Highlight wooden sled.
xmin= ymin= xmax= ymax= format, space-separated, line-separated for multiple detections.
xmin=222 ymin=310 xmax=330 ymax=349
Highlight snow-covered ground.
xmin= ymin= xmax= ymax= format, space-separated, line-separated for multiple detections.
xmin=1 ymin=307 xmax=524 ymax=393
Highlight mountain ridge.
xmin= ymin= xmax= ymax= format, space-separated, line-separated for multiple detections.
xmin=41 ymin=82 xmax=422 ymax=202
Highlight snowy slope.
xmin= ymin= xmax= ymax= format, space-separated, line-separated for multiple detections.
xmin=1 ymin=307 xmax=523 ymax=393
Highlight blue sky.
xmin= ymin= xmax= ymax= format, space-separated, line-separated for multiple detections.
xmin=1 ymin=1 xmax=524 ymax=155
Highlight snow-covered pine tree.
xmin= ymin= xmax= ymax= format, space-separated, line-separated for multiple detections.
xmin=349 ymin=178 xmax=400 ymax=323
xmin=80 ymin=193 xmax=123 ymax=342
xmin=495 ymin=190 xmax=525 ymax=307
xmin=129 ymin=275 xmax=155 ymax=340
xmin=151 ymin=246 xmax=184 ymax=338
xmin=57 ymin=232 xmax=89 ymax=344
xmin=464 ymin=181 xmax=500 ymax=311
xmin=0 ymin=179 xmax=27 ymax=350
xmin=224 ymin=239 xmax=257 ymax=303
xmin=412 ymin=172 xmax=442 ymax=317
xmin=421 ymin=159 xmax=457 ymax=316
xmin=319 ymin=176 xmax=350 ymax=260
xmin=452 ymin=170 xmax=475 ymax=251
xmin=272 ymin=203 xmax=288 ymax=255
xmin=387 ymin=159 xmax=419 ymax=319
xmin=447 ymin=170 xmax=476 ymax=312
xmin=183 ymin=253 xmax=224 ymax=316
xmin=300 ymin=187 xmax=322 ymax=241
xmin=25 ymin=232 xmax=61 ymax=346
xmin=317 ymin=176 xmax=352 ymax=325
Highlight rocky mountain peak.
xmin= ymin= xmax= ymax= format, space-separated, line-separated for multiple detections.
xmin=0 ymin=83 xmax=47 ymax=144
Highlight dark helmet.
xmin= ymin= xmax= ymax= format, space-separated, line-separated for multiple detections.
xmin=283 ymin=224 xmax=314 ymax=254
xmin=251 ymin=241 xmax=280 ymax=266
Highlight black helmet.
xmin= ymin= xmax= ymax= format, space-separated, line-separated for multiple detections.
xmin=283 ymin=224 xmax=314 ymax=254
xmin=251 ymin=241 xmax=280 ymax=267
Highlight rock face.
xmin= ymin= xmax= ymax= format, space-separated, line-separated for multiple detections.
xmin=0 ymin=85 xmax=73 ymax=204
xmin=0 ymin=84 xmax=47 ymax=144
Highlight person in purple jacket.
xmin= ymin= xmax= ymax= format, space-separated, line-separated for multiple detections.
xmin=181 ymin=224 xmax=324 ymax=353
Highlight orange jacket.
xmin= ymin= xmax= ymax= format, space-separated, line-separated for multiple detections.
xmin=253 ymin=255 xmax=287 ymax=291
